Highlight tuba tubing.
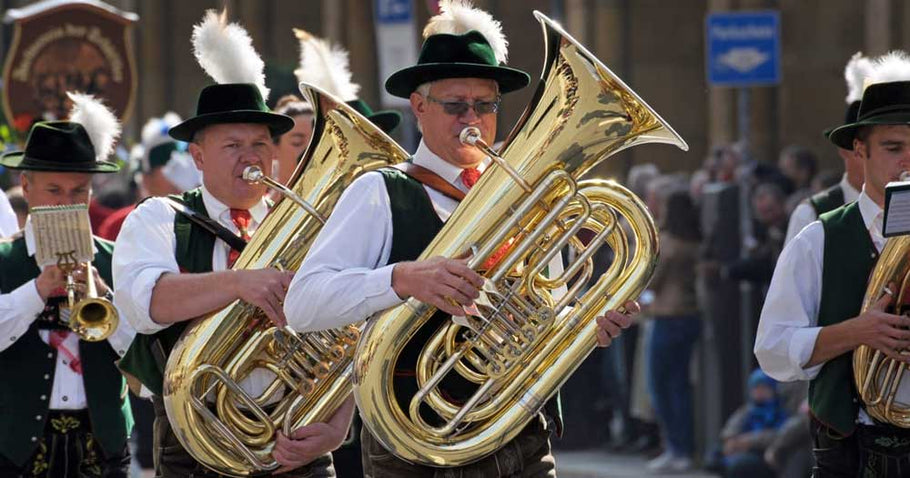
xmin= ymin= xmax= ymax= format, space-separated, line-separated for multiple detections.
xmin=353 ymin=11 xmax=687 ymax=467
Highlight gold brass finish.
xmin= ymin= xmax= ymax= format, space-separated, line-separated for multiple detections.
xmin=162 ymin=85 xmax=410 ymax=476
xmin=56 ymin=252 xmax=119 ymax=342
xmin=854 ymin=235 xmax=910 ymax=426
xmin=353 ymin=11 xmax=688 ymax=467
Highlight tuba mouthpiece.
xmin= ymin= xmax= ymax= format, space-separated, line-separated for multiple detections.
xmin=459 ymin=127 xmax=482 ymax=146
xmin=242 ymin=166 xmax=264 ymax=183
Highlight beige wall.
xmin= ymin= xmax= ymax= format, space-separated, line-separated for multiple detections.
xmin=3 ymin=0 xmax=906 ymax=180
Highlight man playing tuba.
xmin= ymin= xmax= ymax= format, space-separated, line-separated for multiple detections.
xmin=755 ymin=52 xmax=910 ymax=477
xmin=0 ymin=94 xmax=136 ymax=477
xmin=113 ymin=11 xmax=351 ymax=477
xmin=284 ymin=2 xmax=637 ymax=476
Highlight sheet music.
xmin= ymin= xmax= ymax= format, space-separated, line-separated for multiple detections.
xmin=30 ymin=204 xmax=93 ymax=268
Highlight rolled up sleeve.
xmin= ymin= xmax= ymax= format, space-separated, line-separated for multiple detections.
xmin=754 ymin=222 xmax=825 ymax=382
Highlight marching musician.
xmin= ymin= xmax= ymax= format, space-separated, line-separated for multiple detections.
xmin=784 ymin=53 xmax=869 ymax=245
xmin=284 ymin=2 xmax=636 ymax=476
xmin=755 ymin=52 xmax=910 ymax=477
xmin=113 ymin=11 xmax=350 ymax=477
xmin=0 ymin=95 xmax=135 ymax=477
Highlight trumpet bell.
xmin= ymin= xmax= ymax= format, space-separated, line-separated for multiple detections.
xmin=70 ymin=298 xmax=119 ymax=342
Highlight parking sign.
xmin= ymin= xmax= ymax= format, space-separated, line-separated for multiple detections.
xmin=706 ymin=11 xmax=781 ymax=87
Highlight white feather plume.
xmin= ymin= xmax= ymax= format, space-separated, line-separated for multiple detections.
xmin=141 ymin=112 xmax=182 ymax=148
xmin=66 ymin=92 xmax=121 ymax=161
xmin=423 ymin=0 xmax=508 ymax=64
xmin=844 ymin=52 xmax=874 ymax=103
xmin=192 ymin=9 xmax=270 ymax=100
xmin=868 ymin=50 xmax=910 ymax=86
xmin=293 ymin=29 xmax=360 ymax=101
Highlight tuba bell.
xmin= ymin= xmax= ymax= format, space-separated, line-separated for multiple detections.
xmin=162 ymin=85 xmax=410 ymax=476
xmin=353 ymin=11 xmax=688 ymax=466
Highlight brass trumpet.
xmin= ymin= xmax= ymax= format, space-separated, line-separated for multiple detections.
xmin=56 ymin=251 xmax=119 ymax=342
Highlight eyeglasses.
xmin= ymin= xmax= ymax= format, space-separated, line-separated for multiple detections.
xmin=425 ymin=95 xmax=502 ymax=116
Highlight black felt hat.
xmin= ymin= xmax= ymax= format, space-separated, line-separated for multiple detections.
xmin=0 ymin=121 xmax=119 ymax=173
xmin=385 ymin=31 xmax=530 ymax=98
xmin=829 ymin=81 xmax=910 ymax=150
xmin=169 ymin=83 xmax=295 ymax=142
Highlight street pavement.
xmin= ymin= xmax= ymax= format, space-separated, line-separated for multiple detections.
xmin=555 ymin=449 xmax=720 ymax=478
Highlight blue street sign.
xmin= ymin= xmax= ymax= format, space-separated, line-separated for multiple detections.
xmin=375 ymin=0 xmax=412 ymax=24
xmin=706 ymin=11 xmax=780 ymax=87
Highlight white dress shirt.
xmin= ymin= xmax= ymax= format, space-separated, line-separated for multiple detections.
xmin=113 ymin=186 xmax=269 ymax=334
xmin=755 ymin=189 xmax=886 ymax=423
xmin=784 ymin=175 xmax=861 ymax=246
xmin=0 ymin=218 xmax=135 ymax=409
xmin=0 ymin=188 xmax=18 ymax=237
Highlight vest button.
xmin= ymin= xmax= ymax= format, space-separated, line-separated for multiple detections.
xmin=30 ymin=436 xmax=37 ymax=442
xmin=47 ymin=352 xmax=53 ymax=359
xmin=35 ymin=415 xmax=41 ymax=421
xmin=40 ymin=395 xmax=46 ymax=401
xmin=43 ymin=374 xmax=50 ymax=380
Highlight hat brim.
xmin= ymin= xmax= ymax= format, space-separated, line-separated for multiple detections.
xmin=0 ymin=152 xmax=120 ymax=173
xmin=368 ymin=110 xmax=402 ymax=134
xmin=385 ymin=63 xmax=531 ymax=98
xmin=828 ymin=112 xmax=910 ymax=150
xmin=168 ymin=110 xmax=295 ymax=142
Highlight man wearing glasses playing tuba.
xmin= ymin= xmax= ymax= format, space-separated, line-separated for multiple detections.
xmin=284 ymin=2 xmax=637 ymax=476
xmin=0 ymin=94 xmax=135 ymax=478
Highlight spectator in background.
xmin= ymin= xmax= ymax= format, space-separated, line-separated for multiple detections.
xmin=645 ymin=187 xmax=702 ymax=473
xmin=5 ymin=186 xmax=26 ymax=230
xmin=709 ymin=369 xmax=789 ymax=478
xmin=0 ymin=187 xmax=18 ymax=237
xmin=97 ymin=113 xmax=201 ymax=241
xmin=777 ymin=145 xmax=818 ymax=212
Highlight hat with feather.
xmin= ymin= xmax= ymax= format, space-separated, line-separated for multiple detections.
xmin=294 ymin=29 xmax=401 ymax=133
xmin=823 ymin=52 xmax=875 ymax=139
xmin=384 ymin=0 xmax=530 ymax=98
xmin=829 ymin=51 xmax=910 ymax=150
xmin=169 ymin=10 xmax=294 ymax=142
xmin=0 ymin=92 xmax=121 ymax=173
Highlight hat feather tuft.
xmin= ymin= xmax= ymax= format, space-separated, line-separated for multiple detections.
xmin=66 ymin=92 xmax=121 ymax=160
xmin=423 ymin=0 xmax=508 ymax=64
xmin=293 ymin=28 xmax=360 ymax=101
xmin=868 ymin=50 xmax=910 ymax=86
xmin=192 ymin=9 xmax=270 ymax=100
xmin=845 ymin=52 xmax=874 ymax=104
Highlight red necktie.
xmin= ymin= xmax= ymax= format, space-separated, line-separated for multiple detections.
xmin=49 ymin=330 xmax=82 ymax=374
xmin=460 ymin=168 xmax=482 ymax=189
xmin=228 ymin=209 xmax=252 ymax=268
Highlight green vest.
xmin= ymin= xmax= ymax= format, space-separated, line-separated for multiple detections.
xmin=378 ymin=168 xmax=563 ymax=428
xmin=809 ymin=184 xmax=847 ymax=217
xmin=118 ymin=188 xmax=215 ymax=396
xmin=810 ymin=201 xmax=877 ymax=436
xmin=0 ymin=236 xmax=133 ymax=466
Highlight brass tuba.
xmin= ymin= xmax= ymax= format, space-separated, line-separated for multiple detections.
xmin=163 ymin=85 xmax=410 ymax=476
xmin=853 ymin=234 xmax=910 ymax=426
xmin=353 ymin=11 xmax=688 ymax=466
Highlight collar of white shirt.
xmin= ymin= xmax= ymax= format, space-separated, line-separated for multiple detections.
xmin=24 ymin=215 xmax=97 ymax=259
xmin=840 ymin=175 xmax=861 ymax=203
xmin=412 ymin=140 xmax=490 ymax=192
xmin=857 ymin=187 xmax=885 ymax=251
xmin=200 ymin=185 xmax=269 ymax=234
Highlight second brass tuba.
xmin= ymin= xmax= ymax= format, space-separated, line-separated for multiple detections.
xmin=162 ymin=85 xmax=410 ymax=476
xmin=353 ymin=11 xmax=688 ymax=466
xmin=854 ymin=234 xmax=910 ymax=426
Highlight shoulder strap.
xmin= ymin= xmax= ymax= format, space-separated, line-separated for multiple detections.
xmin=163 ymin=197 xmax=247 ymax=253
xmin=393 ymin=163 xmax=466 ymax=202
